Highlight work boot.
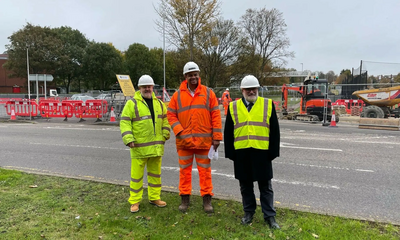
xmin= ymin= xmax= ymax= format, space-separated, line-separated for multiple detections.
xmin=149 ymin=199 xmax=167 ymax=208
xmin=241 ymin=212 xmax=254 ymax=225
xmin=265 ymin=216 xmax=280 ymax=229
xmin=203 ymin=194 xmax=214 ymax=213
xmin=178 ymin=195 xmax=190 ymax=212
xmin=130 ymin=203 xmax=140 ymax=213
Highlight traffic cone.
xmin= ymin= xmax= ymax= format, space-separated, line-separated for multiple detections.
xmin=10 ymin=105 xmax=16 ymax=120
xmin=109 ymin=107 xmax=116 ymax=122
xmin=329 ymin=110 xmax=337 ymax=127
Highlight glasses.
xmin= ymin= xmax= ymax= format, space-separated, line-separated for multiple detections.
xmin=244 ymin=88 xmax=257 ymax=92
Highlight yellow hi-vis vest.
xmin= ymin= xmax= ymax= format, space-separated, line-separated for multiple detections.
xmin=229 ymin=97 xmax=272 ymax=150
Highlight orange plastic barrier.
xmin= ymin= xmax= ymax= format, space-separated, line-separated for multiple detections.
xmin=5 ymin=100 xmax=39 ymax=117
xmin=332 ymin=99 xmax=365 ymax=114
xmin=74 ymin=100 xmax=108 ymax=122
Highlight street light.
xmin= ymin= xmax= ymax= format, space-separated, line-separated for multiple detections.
xmin=301 ymin=63 xmax=303 ymax=72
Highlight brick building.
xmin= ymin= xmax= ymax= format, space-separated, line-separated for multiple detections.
xmin=0 ymin=54 xmax=27 ymax=93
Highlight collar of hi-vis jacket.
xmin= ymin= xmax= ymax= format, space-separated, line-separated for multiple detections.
xmin=134 ymin=90 xmax=157 ymax=102
xmin=179 ymin=78 xmax=202 ymax=93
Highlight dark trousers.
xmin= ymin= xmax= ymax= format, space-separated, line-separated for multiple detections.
xmin=239 ymin=179 xmax=276 ymax=220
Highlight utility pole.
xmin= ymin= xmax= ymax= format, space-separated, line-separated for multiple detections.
xmin=301 ymin=63 xmax=303 ymax=72
xmin=26 ymin=47 xmax=31 ymax=120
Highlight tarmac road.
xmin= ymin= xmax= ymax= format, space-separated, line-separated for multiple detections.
xmin=1 ymin=119 xmax=400 ymax=225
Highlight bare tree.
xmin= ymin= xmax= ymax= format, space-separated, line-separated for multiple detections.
xmin=196 ymin=18 xmax=243 ymax=88
xmin=155 ymin=0 xmax=220 ymax=60
xmin=240 ymin=8 xmax=294 ymax=81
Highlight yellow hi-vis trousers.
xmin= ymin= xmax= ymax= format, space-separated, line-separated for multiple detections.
xmin=129 ymin=156 xmax=162 ymax=205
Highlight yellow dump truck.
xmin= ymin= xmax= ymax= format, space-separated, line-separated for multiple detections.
xmin=353 ymin=85 xmax=400 ymax=118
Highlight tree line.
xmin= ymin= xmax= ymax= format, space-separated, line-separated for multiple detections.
xmin=4 ymin=1 xmax=297 ymax=93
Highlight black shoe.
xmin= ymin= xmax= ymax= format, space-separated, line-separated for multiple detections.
xmin=241 ymin=212 xmax=254 ymax=225
xmin=265 ymin=216 xmax=280 ymax=229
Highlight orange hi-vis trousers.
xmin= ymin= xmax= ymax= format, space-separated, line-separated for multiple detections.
xmin=177 ymin=149 xmax=213 ymax=197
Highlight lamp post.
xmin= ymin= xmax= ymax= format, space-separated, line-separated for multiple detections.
xmin=301 ymin=63 xmax=303 ymax=72
xmin=26 ymin=47 xmax=31 ymax=120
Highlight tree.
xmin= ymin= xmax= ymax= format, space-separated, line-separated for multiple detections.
xmin=149 ymin=47 xmax=179 ymax=89
xmin=4 ymin=23 xmax=62 ymax=78
xmin=326 ymin=70 xmax=336 ymax=84
xmin=239 ymin=8 xmax=294 ymax=82
xmin=336 ymin=69 xmax=351 ymax=84
xmin=124 ymin=43 xmax=156 ymax=86
xmin=155 ymin=0 xmax=220 ymax=60
xmin=52 ymin=26 xmax=89 ymax=93
xmin=196 ymin=18 xmax=243 ymax=88
xmin=82 ymin=42 xmax=122 ymax=90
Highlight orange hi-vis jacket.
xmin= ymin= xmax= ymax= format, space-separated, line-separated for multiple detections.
xmin=167 ymin=78 xmax=222 ymax=150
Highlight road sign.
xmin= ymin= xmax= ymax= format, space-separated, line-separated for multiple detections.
xmin=28 ymin=74 xmax=54 ymax=82
xmin=116 ymin=75 xmax=135 ymax=97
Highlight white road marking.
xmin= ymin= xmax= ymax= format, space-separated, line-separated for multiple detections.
xmin=275 ymin=162 xmax=374 ymax=173
xmin=29 ymin=142 xmax=129 ymax=151
xmin=281 ymin=142 xmax=343 ymax=152
xmin=43 ymin=126 xmax=118 ymax=131
xmin=161 ymin=166 xmax=340 ymax=189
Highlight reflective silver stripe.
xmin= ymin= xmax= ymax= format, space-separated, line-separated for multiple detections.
xmin=167 ymin=107 xmax=177 ymax=113
xmin=177 ymin=90 xmax=183 ymax=109
xmin=122 ymin=131 xmax=132 ymax=137
xmin=176 ymin=133 xmax=212 ymax=139
xmin=197 ymin=162 xmax=211 ymax=168
xmin=213 ymin=128 xmax=222 ymax=132
xmin=131 ymin=177 xmax=143 ymax=183
xmin=264 ymin=98 xmax=269 ymax=123
xmin=130 ymin=187 xmax=143 ymax=193
xmin=234 ymin=135 xmax=269 ymax=142
xmin=157 ymin=114 xmax=163 ymax=118
xmin=177 ymin=105 xmax=207 ymax=114
xmin=134 ymin=141 xmax=165 ymax=147
xmin=206 ymin=87 xmax=210 ymax=111
xmin=195 ymin=154 xmax=208 ymax=159
xmin=162 ymin=127 xmax=170 ymax=131
xmin=162 ymin=114 xmax=167 ymax=118
xmin=211 ymin=106 xmax=219 ymax=111
xmin=148 ymin=172 xmax=161 ymax=178
xmin=121 ymin=117 xmax=131 ymax=121
xmin=233 ymin=101 xmax=239 ymax=124
xmin=234 ymin=122 xmax=246 ymax=129
xmin=234 ymin=121 xmax=270 ymax=130
xmin=131 ymin=99 xmax=140 ymax=120
xmin=179 ymin=162 xmax=192 ymax=169
xmin=179 ymin=155 xmax=193 ymax=160
xmin=171 ymin=122 xmax=180 ymax=129
xmin=148 ymin=183 xmax=162 ymax=187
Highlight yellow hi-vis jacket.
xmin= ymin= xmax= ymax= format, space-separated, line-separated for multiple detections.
xmin=120 ymin=91 xmax=170 ymax=158
xmin=229 ymin=97 xmax=272 ymax=150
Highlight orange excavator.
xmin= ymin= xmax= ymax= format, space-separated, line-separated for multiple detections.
xmin=282 ymin=78 xmax=337 ymax=122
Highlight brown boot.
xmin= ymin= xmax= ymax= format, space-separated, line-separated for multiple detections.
xmin=178 ymin=195 xmax=190 ymax=212
xmin=203 ymin=194 xmax=214 ymax=213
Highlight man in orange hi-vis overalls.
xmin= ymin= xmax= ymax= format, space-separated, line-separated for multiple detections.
xmin=167 ymin=61 xmax=222 ymax=213
xmin=222 ymin=88 xmax=232 ymax=116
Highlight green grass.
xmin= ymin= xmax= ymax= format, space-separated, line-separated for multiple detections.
xmin=0 ymin=168 xmax=399 ymax=239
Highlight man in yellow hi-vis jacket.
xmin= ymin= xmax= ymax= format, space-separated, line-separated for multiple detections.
xmin=120 ymin=75 xmax=171 ymax=213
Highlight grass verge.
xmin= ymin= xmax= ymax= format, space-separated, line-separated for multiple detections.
xmin=0 ymin=168 xmax=399 ymax=239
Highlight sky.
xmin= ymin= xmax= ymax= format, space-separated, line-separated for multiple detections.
xmin=1 ymin=0 xmax=400 ymax=76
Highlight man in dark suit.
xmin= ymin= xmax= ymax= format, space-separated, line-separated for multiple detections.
xmin=224 ymin=75 xmax=280 ymax=229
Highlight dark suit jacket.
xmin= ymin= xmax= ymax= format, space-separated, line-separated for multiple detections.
xmin=223 ymin=97 xmax=280 ymax=181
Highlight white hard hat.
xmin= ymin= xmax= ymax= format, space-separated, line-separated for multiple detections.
xmin=138 ymin=75 xmax=155 ymax=86
xmin=240 ymin=75 xmax=260 ymax=88
xmin=226 ymin=88 xmax=229 ymax=91
xmin=183 ymin=61 xmax=200 ymax=75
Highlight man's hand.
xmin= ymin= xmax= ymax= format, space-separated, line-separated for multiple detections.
xmin=128 ymin=142 xmax=135 ymax=148
xmin=212 ymin=140 xmax=220 ymax=151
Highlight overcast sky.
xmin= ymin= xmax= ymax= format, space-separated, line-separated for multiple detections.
xmin=1 ymin=0 xmax=400 ymax=76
